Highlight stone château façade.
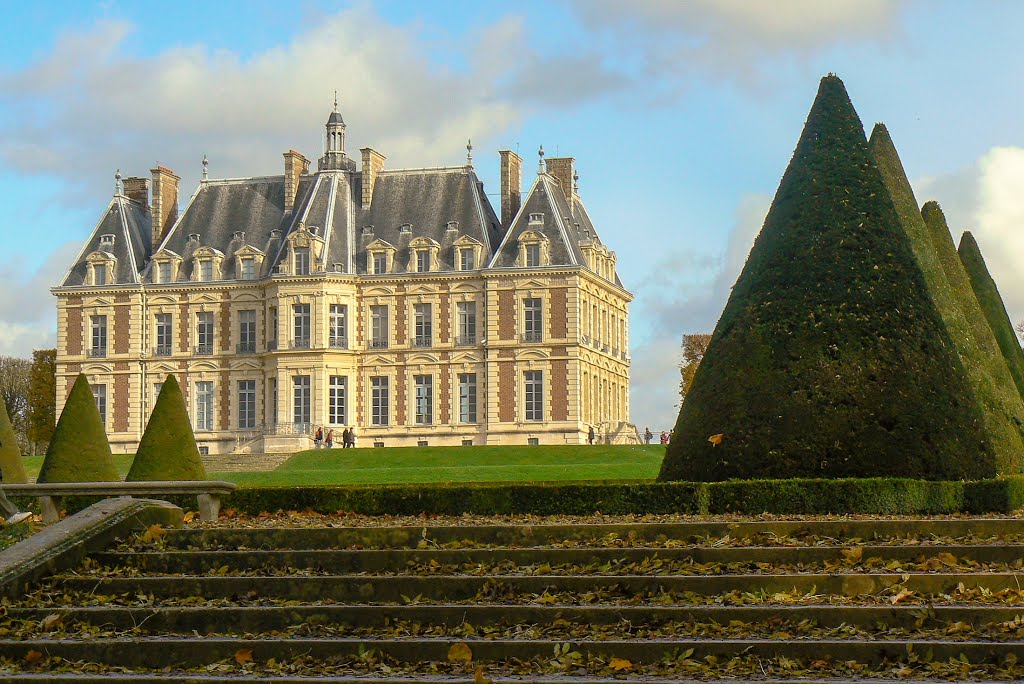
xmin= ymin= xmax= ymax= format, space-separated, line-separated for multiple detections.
xmin=53 ymin=104 xmax=633 ymax=453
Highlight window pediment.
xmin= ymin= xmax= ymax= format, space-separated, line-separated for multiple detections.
xmin=366 ymin=238 xmax=396 ymax=252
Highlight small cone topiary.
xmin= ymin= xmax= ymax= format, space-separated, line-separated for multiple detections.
xmin=0 ymin=400 xmax=28 ymax=483
xmin=958 ymin=231 xmax=1024 ymax=401
xmin=38 ymin=374 xmax=119 ymax=483
xmin=659 ymin=74 xmax=996 ymax=483
xmin=127 ymin=374 xmax=206 ymax=481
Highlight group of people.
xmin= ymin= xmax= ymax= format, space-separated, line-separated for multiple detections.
xmin=643 ymin=427 xmax=671 ymax=445
xmin=313 ymin=426 xmax=357 ymax=449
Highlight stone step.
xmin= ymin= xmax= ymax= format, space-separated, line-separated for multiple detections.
xmin=44 ymin=571 xmax=1024 ymax=603
xmin=90 ymin=543 xmax=1024 ymax=574
xmin=2 ymin=636 xmax=1022 ymax=669
xmin=9 ymin=603 xmax=1024 ymax=635
xmin=5 ymin=677 xmax=1016 ymax=684
xmin=162 ymin=518 xmax=1024 ymax=550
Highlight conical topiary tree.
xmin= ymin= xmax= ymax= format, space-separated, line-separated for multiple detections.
xmin=0 ymin=400 xmax=28 ymax=483
xmin=870 ymin=124 xmax=1024 ymax=473
xmin=659 ymin=74 xmax=1000 ymax=483
xmin=127 ymin=374 xmax=206 ymax=481
xmin=958 ymin=231 xmax=1024 ymax=401
xmin=38 ymin=374 xmax=119 ymax=483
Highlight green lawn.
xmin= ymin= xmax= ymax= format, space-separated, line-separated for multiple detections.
xmin=218 ymin=444 xmax=666 ymax=486
xmin=20 ymin=446 xmax=666 ymax=487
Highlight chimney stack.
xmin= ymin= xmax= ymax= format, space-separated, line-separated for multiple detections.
xmin=499 ymin=150 xmax=522 ymax=228
xmin=360 ymin=148 xmax=386 ymax=209
xmin=150 ymin=166 xmax=180 ymax=250
xmin=122 ymin=177 xmax=150 ymax=210
xmin=283 ymin=150 xmax=310 ymax=213
xmin=545 ymin=156 xmax=575 ymax=215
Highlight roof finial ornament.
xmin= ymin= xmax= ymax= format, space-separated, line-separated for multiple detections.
xmin=201 ymin=154 xmax=209 ymax=181
xmin=538 ymin=145 xmax=545 ymax=174
xmin=573 ymin=170 xmax=579 ymax=194
xmin=114 ymin=168 xmax=123 ymax=195
xmin=334 ymin=89 xmax=338 ymax=112
xmin=466 ymin=139 xmax=473 ymax=167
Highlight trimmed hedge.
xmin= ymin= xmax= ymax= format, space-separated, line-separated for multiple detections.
xmin=127 ymin=375 xmax=206 ymax=481
xmin=193 ymin=477 xmax=1024 ymax=517
xmin=37 ymin=374 xmax=119 ymax=483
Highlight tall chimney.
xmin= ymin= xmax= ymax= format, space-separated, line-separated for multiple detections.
xmin=122 ymin=177 xmax=150 ymax=210
xmin=150 ymin=166 xmax=180 ymax=250
xmin=360 ymin=148 xmax=386 ymax=209
xmin=499 ymin=150 xmax=522 ymax=228
xmin=545 ymin=156 xmax=575 ymax=215
xmin=283 ymin=150 xmax=310 ymax=213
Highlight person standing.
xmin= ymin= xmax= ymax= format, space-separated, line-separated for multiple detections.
xmin=325 ymin=429 xmax=334 ymax=449
xmin=341 ymin=427 xmax=351 ymax=448
xmin=644 ymin=427 xmax=653 ymax=445
xmin=348 ymin=427 xmax=357 ymax=448
xmin=314 ymin=426 xmax=323 ymax=449
xmin=588 ymin=426 xmax=595 ymax=445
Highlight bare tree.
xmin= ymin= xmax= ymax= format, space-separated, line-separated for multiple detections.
xmin=0 ymin=356 xmax=31 ymax=452
xmin=679 ymin=333 xmax=713 ymax=404
xmin=1016 ymin=319 xmax=1024 ymax=346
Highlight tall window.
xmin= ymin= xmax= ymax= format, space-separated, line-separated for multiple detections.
xmin=196 ymin=312 xmax=214 ymax=354
xmin=370 ymin=305 xmax=388 ymax=348
xmin=459 ymin=373 xmax=477 ymax=424
xmin=373 ymin=252 xmax=387 ymax=274
xmin=329 ymin=376 xmax=347 ymax=425
xmin=90 ymin=315 xmax=107 ymax=356
xmin=153 ymin=382 xmax=163 ymax=411
xmin=196 ymin=381 xmax=214 ymax=431
xmin=158 ymin=262 xmax=172 ymax=283
xmin=525 ymin=243 xmax=541 ymax=268
xmin=94 ymin=265 xmax=107 ymax=286
xmin=371 ymin=376 xmax=389 ymax=426
xmin=269 ymin=306 xmax=278 ymax=349
xmin=329 ymin=304 xmax=347 ymax=348
xmin=413 ymin=303 xmax=432 ymax=346
xmin=523 ymin=298 xmax=543 ymax=342
xmin=293 ymin=303 xmax=311 ymax=348
xmin=293 ymin=247 xmax=310 ymax=275
xmin=456 ymin=302 xmax=476 ymax=345
xmin=155 ymin=313 xmax=173 ymax=355
xmin=525 ymin=370 xmax=543 ymax=421
xmin=293 ymin=375 xmax=311 ymax=425
xmin=92 ymin=384 xmax=107 ymax=426
xmin=414 ymin=375 xmax=433 ymax=424
xmin=238 ymin=380 xmax=256 ymax=429
xmin=240 ymin=257 xmax=256 ymax=280
xmin=199 ymin=260 xmax=213 ymax=282
xmin=459 ymin=248 xmax=475 ymax=271
xmin=238 ymin=310 xmax=257 ymax=353
xmin=416 ymin=250 xmax=431 ymax=272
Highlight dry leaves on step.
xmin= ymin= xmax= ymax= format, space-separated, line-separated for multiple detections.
xmin=448 ymin=641 xmax=473 ymax=662
xmin=141 ymin=525 xmax=165 ymax=544
xmin=609 ymin=657 xmax=633 ymax=671
xmin=234 ymin=648 xmax=253 ymax=665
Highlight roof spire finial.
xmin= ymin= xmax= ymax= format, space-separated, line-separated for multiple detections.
xmin=573 ymin=170 xmax=579 ymax=194
xmin=466 ymin=139 xmax=473 ymax=167
xmin=201 ymin=154 xmax=209 ymax=181
xmin=538 ymin=145 xmax=545 ymax=174
xmin=334 ymin=89 xmax=338 ymax=112
xmin=114 ymin=168 xmax=123 ymax=195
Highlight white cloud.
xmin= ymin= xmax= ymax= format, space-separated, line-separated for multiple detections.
xmin=628 ymin=193 xmax=769 ymax=430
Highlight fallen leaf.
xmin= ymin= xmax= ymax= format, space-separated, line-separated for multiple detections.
xmin=841 ymin=546 xmax=863 ymax=562
xmin=708 ymin=433 xmax=724 ymax=447
xmin=474 ymin=666 xmax=493 ymax=684
xmin=609 ymin=657 xmax=633 ymax=671
xmin=891 ymin=588 xmax=915 ymax=604
xmin=448 ymin=641 xmax=473 ymax=662
xmin=182 ymin=511 xmax=197 ymax=523
xmin=25 ymin=650 xmax=43 ymax=664
xmin=40 ymin=614 xmax=62 ymax=632
xmin=234 ymin=648 xmax=253 ymax=665
xmin=141 ymin=525 xmax=165 ymax=544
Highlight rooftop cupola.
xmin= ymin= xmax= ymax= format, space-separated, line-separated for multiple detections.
xmin=320 ymin=92 xmax=347 ymax=170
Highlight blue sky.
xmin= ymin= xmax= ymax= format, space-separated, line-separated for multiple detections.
xmin=3 ymin=0 xmax=1024 ymax=430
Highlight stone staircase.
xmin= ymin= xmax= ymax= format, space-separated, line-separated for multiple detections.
xmin=4 ymin=516 xmax=1024 ymax=681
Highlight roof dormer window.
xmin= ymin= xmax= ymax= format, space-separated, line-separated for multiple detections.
xmin=294 ymin=247 xmax=310 ymax=275
xmin=517 ymin=229 xmax=549 ymax=269
xmin=416 ymin=250 xmax=431 ymax=273
xmin=373 ymin=252 xmax=388 ymax=274
xmin=240 ymin=257 xmax=256 ymax=280
xmin=525 ymin=243 xmax=541 ymax=268
xmin=158 ymin=262 xmax=172 ymax=283
xmin=198 ymin=260 xmax=214 ymax=282
xmin=93 ymin=264 xmax=107 ymax=286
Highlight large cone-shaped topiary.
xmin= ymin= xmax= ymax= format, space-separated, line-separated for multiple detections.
xmin=870 ymin=125 xmax=1024 ymax=473
xmin=38 ymin=374 xmax=119 ymax=483
xmin=0 ymin=400 xmax=28 ymax=483
xmin=958 ymin=231 xmax=1024 ymax=401
xmin=660 ymin=74 xmax=999 ymax=482
xmin=127 ymin=374 xmax=206 ymax=481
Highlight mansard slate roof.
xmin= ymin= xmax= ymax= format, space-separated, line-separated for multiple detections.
xmin=60 ymin=194 xmax=151 ymax=287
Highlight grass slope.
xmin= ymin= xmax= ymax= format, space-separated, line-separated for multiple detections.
xmin=959 ymin=230 xmax=1024 ymax=402
xmin=660 ymin=75 xmax=993 ymax=483
xmin=215 ymin=445 xmax=664 ymax=486
xmin=870 ymin=124 xmax=1024 ymax=473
